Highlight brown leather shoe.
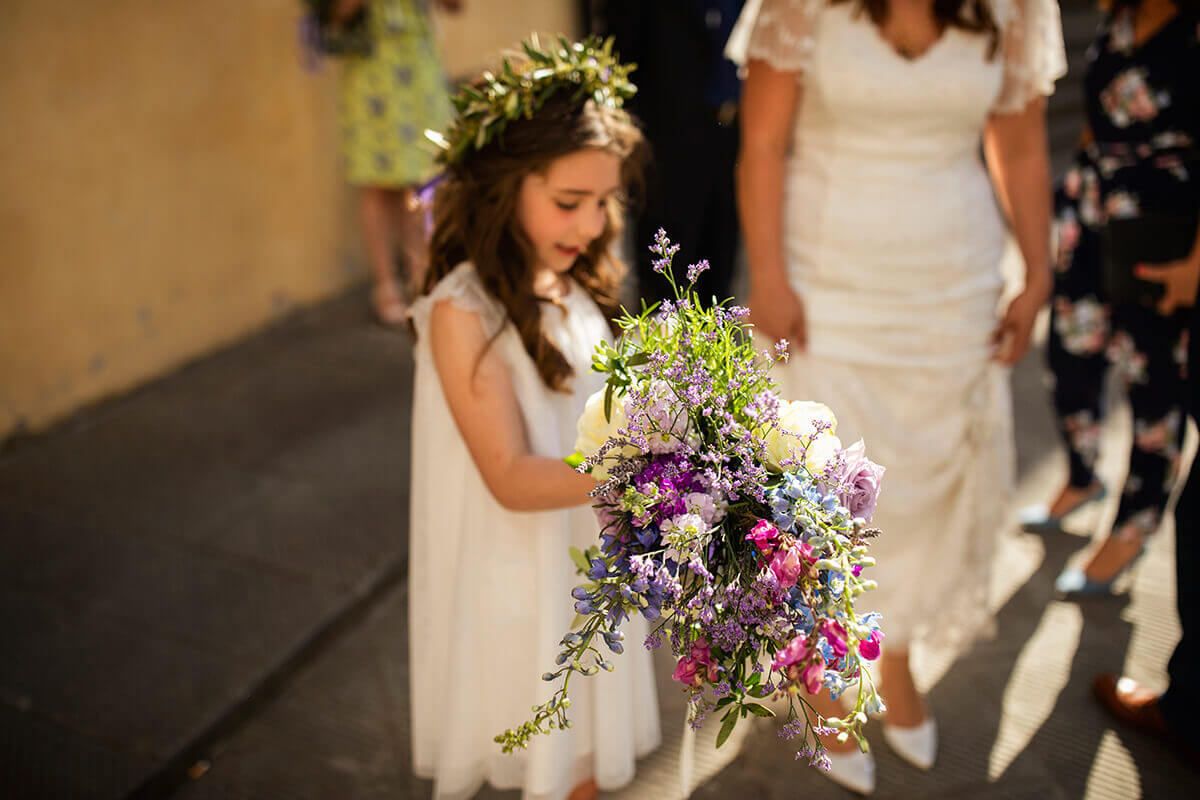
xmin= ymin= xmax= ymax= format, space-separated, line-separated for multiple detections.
xmin=1093 ymin=673 xmax=1200 ymax=760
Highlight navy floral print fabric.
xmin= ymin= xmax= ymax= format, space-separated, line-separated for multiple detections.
xmin=1049 ymin=3 xmax=1200 ymax=539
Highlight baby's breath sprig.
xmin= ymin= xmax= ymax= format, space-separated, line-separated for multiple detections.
xmin=427 ymin=34 xmax=637 ymax=168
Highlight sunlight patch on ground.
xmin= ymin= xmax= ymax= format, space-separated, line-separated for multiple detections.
xmin=987 ymin=602 xmax=1082 ymax=780
xmin=609 ymin=651 xmax=753 ymax=800
xmin=1084 ymin=729 xmax=1141 ymax=800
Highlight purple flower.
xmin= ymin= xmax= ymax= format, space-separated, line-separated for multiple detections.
xmin=779 ymin=718 xmax=807 ymax=740
xmin=832 ymin=439 xmax=885 ymax=522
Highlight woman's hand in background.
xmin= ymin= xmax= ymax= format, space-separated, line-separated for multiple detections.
xmin=993 ymin=276 xmax=1052 ymax=366
xmin=1138 ymin=255 xmax=1200 ymax=314
xmin=748 ymin=278 xmax=808 ymax=353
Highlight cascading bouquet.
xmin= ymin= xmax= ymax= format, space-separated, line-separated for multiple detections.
xmin=495 ymin=231 xmax=887 ymax=768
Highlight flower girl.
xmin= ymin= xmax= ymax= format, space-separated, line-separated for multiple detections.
xmin=407 ymin=38 xmax=661 ymax=800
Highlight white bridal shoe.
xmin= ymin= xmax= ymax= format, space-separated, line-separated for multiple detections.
xmin=882 ymin=717 xmax=937 ymax=770
xmin=822 ymin=749 xmax=876 ymax=795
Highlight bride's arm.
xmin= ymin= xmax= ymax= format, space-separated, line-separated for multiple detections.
xmin=983 ymin=97 xmax=1054 ymax=365
xmin=430 ymin=300 xmax=597 ymax=512
xmin=736 ymin=59 xmax=808 ymax=350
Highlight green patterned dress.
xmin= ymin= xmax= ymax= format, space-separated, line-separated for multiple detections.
xmin=338 ymin=0 xmax=451 ymax=187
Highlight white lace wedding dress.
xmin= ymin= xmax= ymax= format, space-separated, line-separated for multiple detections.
xmin=407 ymin=263 xmax=661 ymax=800
xmin=729 ymin=0 xmax=1066 ymax=654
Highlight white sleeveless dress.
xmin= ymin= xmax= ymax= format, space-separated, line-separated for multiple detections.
xmin=729 ymin=0 xmax=1066 ymax=654
xmin=407 ymin=263 xmax=661 ymax=800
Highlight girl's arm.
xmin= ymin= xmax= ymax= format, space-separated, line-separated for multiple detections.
xmin=736 ymin=59 xmax=807 ymax=349
xmin=983 ymin=96 xmax=1055 ymax=365
xmin=430 ymin=300 xmax=597 ymax=512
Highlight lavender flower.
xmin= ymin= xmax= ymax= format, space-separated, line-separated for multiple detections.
xmin=687 ymin=259 xmax=710 ymax=283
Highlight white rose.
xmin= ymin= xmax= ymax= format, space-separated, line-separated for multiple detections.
xmin=761 ymin=399 xmax=839 ymax=472
xmin=803 ymin=430 xmax=842 ymax=478
xmin=574 ymin=388 xmax=639 ymax=477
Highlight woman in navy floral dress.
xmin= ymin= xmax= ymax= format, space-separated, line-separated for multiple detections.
xmin=1041 ymin=0 xmax=1200 ymax=594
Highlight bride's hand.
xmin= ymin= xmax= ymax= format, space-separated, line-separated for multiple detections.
xmin=748 ymin=280 xmax=807 ymax=353
xmin=992 ymin=281 xmax=1050 ymax=365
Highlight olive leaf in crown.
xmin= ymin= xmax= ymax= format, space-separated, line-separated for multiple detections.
xmin=426 ymin=34 xmax=637 ymax=168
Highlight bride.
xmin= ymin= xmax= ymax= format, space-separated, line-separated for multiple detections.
xmin=729 ymin=0 xmax=1065 ymax=792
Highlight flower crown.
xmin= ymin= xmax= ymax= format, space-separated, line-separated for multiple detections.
xmin=426 ymin=35 xmax=637 ymax=169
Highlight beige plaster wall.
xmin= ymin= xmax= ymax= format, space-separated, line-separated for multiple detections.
xmin=0 ymin=0 xmax=579 ymax=441
xmin=0 ymin=0 xmax=354 ymax=439
xmin=437 ymin=0 xmax=581 ymax=80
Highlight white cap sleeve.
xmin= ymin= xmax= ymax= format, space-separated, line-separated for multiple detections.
xmin=410 ymin=262 xmax=506 ymax=343
xmin=725 ymin=0 xmax=823 ymax=74
xmin=991 ymin=0 xmax=1068 ymax=114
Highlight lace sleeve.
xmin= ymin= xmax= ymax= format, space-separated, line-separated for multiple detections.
xmin=991 ymin=0 xmax=1068 ymax=114
xmin=725 ymin=0 xmax=823 ymax=73
xmin=409 ymin=262 xmax=506 ymax=344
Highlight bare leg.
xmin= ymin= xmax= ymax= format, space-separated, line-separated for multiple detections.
xmin=1081 ymin=518 xmax=1149 ymax=582
xmin=878 ymin=648 xmax=926 ymax=727
xmin=1047 ymin=480 xmax=1105 ymax=518
xmin=359 ymin=186 xmax=407 ymax=325
xmin=393 ymin=185 xmax=430 ymax=290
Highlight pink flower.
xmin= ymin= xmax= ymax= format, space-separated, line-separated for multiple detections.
xmin=770 ymin=546 xmax=805 ymax=589
xmin=672 ymin=654 xmax=701 ymax=686
xmin=822 ymin=620 xmax=850 ymax=659
xmin=745 ymin=519 xmax=779 ymax=555
xmin=771 ymin=633 xmax=811 ymax=671
xmin=858 ymin=629 xmax=883 ymax=661
xmin=774 ymin=634 xmax=829 ymax=694
xmin=801 ymin=654 xmax=827 ymax=694
xmin=673 ymin=637 xmax=717 ymax=687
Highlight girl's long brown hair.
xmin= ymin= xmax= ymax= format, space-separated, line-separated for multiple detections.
xmin=424 ymin=91 xmax=646 ymax=393
xmin=833 ymin=0 xmax=1001 ymax=58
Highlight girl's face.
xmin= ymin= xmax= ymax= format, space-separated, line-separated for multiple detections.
xmin=516 ymin=148 xmax=623 ymax=278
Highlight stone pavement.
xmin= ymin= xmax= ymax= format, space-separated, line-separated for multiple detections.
xmin=0 ymin=292 xmax=415 ymax=799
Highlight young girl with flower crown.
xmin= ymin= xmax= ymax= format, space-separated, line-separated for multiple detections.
xmin=406 ymin=38 xmax=661 ymax=800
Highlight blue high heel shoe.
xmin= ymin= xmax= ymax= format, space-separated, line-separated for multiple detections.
xmin=1020 ymin=483 xmax=1107 ymax=533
